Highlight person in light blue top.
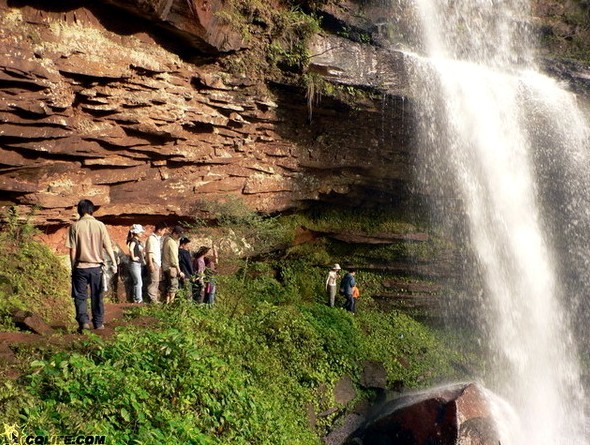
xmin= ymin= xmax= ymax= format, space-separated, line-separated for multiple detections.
xmin=126 ymin=224 xmax=145 ymax=304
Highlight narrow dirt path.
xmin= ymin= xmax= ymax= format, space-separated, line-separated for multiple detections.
xmin=0 ymin=303 xmax=153 ymax=379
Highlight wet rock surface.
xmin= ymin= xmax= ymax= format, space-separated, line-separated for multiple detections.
xmin=346 ymin=382 xmax=500 ymax=445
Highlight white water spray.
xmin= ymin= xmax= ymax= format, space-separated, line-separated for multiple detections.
xmin=407 ymin=1 xmax=590 ymax=443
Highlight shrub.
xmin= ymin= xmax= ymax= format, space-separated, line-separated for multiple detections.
xmin=0 ymin=205 xmax=472 ymax=444
xmin=2 ymin=299 xmax=468 ymax=444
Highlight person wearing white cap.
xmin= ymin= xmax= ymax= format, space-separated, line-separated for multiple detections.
xmin=325 ymin=263 xmax=342 ymax=307
xmin=126 ymin=224 xmax=146 ymax=303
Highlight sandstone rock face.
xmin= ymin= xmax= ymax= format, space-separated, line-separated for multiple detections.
xmin=347 ymin=382 xmax=501 ymax=445
xmin=0 ymin=0 xmax=413 ymax=227
xmin=308 ymin=34 xmax=408 ymax=95
xmin=102 ymin=0 xmax=246 ymax=53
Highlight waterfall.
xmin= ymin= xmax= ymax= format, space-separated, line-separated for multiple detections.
xmin=406 ymin=0 xmax=590 ymax=443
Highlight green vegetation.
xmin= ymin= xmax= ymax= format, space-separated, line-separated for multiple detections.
xmin=0 ymin=203 xmax=474 ymax=444
xmin=1 ymin=299 xmax=466 ymax=444
xmin=0 ymin=208 xmax=72 ymax=330
xmin=535 ymin=0 xmax=590 ymax=63
xmin=300 ymin=205 xmax=426 ymax=235
xmin=294 ymin=205 xmax=453 ymax=269
xmin=303 ymin=73 xmax=383 ymax=119
xmin=196 ymin=196 xmax=295 ymax=257
xmin=190 ymin=200 xmax=453 ymax=315
xmin=266 ymin=7 xmax=321 ymax=73
xmin=217 ymin=0 xmax=321 ymax=78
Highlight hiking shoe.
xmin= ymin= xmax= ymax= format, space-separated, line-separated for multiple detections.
xmin=95 ymin=325 xmax=105 ymax=330
xmin=77 ymin=323 xmax=91 ymax=334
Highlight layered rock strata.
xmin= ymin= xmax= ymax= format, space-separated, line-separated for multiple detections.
xmin=0 ymin=0 xmax=412 ymax=227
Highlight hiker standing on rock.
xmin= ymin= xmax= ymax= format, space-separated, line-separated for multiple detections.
xmin=66 ymin=199 xmax=118 ymax=333
xmin=340 ymin=268 xmax=357 ymax=314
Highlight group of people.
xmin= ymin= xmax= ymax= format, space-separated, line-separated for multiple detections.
xmin=125 ymin=223 xmax=218 ymax=306
xmin=66 ymin=198 xmax=357 ymax=335
xmin=66 ymin=199 xmax=217 ymax=334
xmin=179 ymin=238 xmax=218 ymax=305
xmin=325 ymin=263 xmax=359 ymax=313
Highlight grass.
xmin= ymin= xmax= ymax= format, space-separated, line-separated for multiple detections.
xmin=1 ymin=298 xmax=468 ymax=444
xmin=300 ymin=206 xmax=424 ymax=235
xmin=0 ymin=208 xmax=73 ymax=330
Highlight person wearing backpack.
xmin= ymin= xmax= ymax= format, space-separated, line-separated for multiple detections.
xmin=340 ymin=269 xmax=357 ymax=314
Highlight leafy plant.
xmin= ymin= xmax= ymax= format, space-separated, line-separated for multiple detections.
xmin=266 ymin=7 xmax=321 ymax=72
xmin=0 ymin=204 xmax=475 ymax=444
xmin=3 ymin=299 xmax=468 ymax=443
xmin=192 ymin=196 xmax=297 ymax=315
xmin=216 ymin=0 xmax=320 ymax=78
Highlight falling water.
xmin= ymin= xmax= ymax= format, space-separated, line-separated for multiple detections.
xmin=406 ymin=0 xmax=590 ymax=443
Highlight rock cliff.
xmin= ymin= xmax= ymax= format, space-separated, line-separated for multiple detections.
xmin=1 ymin=0 xmax=589 ymax=230
xmin=0 ymin=0 xmax=413 ymax=228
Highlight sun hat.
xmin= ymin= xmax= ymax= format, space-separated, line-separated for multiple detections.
xmin=332 ymin=263 xmax=341 ymax=270
xmin=130 ymin=224 xmax=145 ymax=234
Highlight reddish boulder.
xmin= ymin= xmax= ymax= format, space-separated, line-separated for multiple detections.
xmin=12 ymin=310 xmax=54 ymax=336
xmin=347 ymin=382 xmax=500 ymax=445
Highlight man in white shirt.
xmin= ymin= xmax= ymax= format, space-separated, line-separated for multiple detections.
xmin=145 ymin=221 xmax=168 ymax=304
xmin=325 ymin=263 xmax=341 ymax=307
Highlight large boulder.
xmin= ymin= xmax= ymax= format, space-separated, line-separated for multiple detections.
xmin=347 ymin=382 xmax=500 ymax=445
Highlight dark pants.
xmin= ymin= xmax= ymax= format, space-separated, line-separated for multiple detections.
xmin=192 ymin=281 xmax=204 ymax=303
xmin=344 ymin=293 xmax=356 ymax=313
xmin=72 ymin=266 xmax=104 ymax=328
